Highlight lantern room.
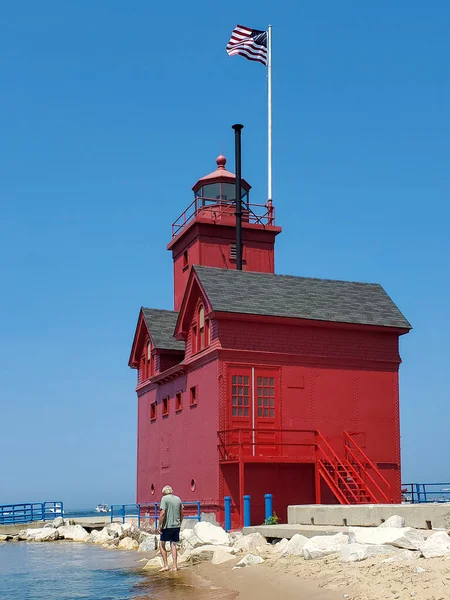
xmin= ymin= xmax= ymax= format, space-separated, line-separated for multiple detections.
xmin=168 ymin=154 xmax=282 ymax=310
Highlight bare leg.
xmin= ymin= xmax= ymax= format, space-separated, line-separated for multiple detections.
xmin=159 ymin=541 xmax=169 ymax=572
xmin=170 ymin=542 xmax=178 ymax=571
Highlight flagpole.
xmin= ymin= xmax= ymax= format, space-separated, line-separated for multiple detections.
xmin=267 ymin=24 xmax=272 ymax=202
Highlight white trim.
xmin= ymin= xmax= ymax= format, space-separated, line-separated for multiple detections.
xmin=252 ymin=367 xmax=256 ymax=456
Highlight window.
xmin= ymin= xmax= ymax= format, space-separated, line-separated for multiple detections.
xmin=198 ymin=305 xmax=205 ymax=350
xmin=230 ymin=244 xmax=237 ymax=260
xmin=175 ymin=391 xmax=183 ymax=412
xmin=162 ymin=396 xmax=169 ymax=417
xmin=150 ymin=401 xmax=157 ymax=421
xmin=190 ymin=386 xmax=197 ymax=407
xmin=231 ymin=375 xmax=250 ymax=417
xmin=257 ymin=376 xmax=275 ymax=418
xmin=192 ymin=305 xmax=210 ymax=354
xmin=183 ymin=250 xmax=188 ymax=269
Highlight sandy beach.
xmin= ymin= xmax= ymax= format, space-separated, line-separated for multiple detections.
xmin=194 ymin=560 xmax=345 ymax=599
xmin=183 ymin=551 xmax=450 ymax=600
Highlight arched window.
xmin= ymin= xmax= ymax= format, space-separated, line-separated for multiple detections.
xmin=199 ymin=305 xmax=205 ymax=350
xmin=193 ymin=304 xmax=210 ymax=353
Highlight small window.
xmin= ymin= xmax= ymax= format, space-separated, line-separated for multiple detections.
xmin=162 ymin=396 xmax=169 ymax=417
xmin=230 ymin=244 xmax=237 ymax=260
xmin=183 ymin=250 xmax=188 ymax=268
xmin=190 ymin=386 xmax=197 ymax=407
xmin=150 ymin=401 xmax=157 ymax=421
xmin=175 ymin=391 xmax=183 ymax=412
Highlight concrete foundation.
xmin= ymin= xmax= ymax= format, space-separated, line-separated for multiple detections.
xmin=287 ymin=504 xmax=450 ymax=530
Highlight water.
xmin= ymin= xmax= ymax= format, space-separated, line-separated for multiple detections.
xmin=0 ymin=542 xmax=236 ymax=600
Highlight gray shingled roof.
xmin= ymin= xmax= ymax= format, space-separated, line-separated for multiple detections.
xmin=142 ymin=308 xmax=185 ymax=351
xmin=194 ymin=266 xmax=411 ymax=329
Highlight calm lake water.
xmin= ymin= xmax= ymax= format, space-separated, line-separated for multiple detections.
xmin=0 ymin=542 xmax=235 ymax=600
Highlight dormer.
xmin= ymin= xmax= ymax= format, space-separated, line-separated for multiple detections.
xmin=128 ymin=308 xmax=185 ymax=385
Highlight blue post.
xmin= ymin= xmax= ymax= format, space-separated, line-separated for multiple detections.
xmin=41 ymin=503 xmax=45 ymax=522
xmin=243 ymin=495 xmax=251 ymax=527
xmin=264 ymin=494 xmax=273 ymax=524
xmin=122 ymin=505 xmax=125 ymax=524
xmin=137 ymin=503 xmax=141 ymax=528
xmin=197 ymin=501 xmax=201 ymax=523
xmin=224 ymin=496 xmax=231 ymax=531
xmin=110 ymin=506 xmax=113 ymax=523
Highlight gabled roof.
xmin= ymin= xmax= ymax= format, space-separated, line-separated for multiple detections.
xmin=193 ymin=266 xmax=411 ymax=330
xmin=142 ymin=308 xmax=185 ymax=351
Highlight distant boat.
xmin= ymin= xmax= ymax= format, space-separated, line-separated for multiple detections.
xmin=48 ymin=504 xmax=63 ymax=514
xmin=95 ymin=504 xmax=110 ymax=513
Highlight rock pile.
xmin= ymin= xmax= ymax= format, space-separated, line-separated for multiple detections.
xmin=4 ymin=513 xmax=450 ymax=574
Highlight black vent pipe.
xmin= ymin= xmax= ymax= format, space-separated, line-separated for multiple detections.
xmin=232 ymin=124 xmax=244 ymax=270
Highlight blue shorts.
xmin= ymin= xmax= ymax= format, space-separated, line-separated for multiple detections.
xmin=160 ymin=527 xmax=180 ymax=543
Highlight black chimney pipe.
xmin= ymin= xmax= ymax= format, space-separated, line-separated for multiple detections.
xmin=232 ymin=124 xmax=244 ymax=270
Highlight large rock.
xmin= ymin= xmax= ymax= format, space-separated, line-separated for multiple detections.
xmin=0 ymin=535 xmax=8 ymax=542
xmin=90 ymin=528 xmax=117 ymax=545
xmin=194 ymin=522 xmax=231 ymax=546
xmin=340 ymin=543 xmax=398 ymax=563
xmin=303 ymin=532 xmax=349 ymax=560
xmin=379 ymin=515 xmax=405 ymax=528
xmin=124 ymin=524 xmax=141 ymax=541
xmin=272 ymin=538 xmax=289 ymax=555
xmin=138 ymin=535 xmax=158 ymax=552
xmin=180 ymin=528 xmax=203 ymax=549
xmin=20 ymin=527 xmax=60 ymax=542
xmin=52 ymin=517 xmax=65 ymax=528
xmin=58 ymin=524 xmax=90 ymax=542
xmin=184 ymin=544 xmax=235 ymax=562
xmin=118 ymin=536 xmax=139 ymax=550
xmin=35 ymin=528 xmax=60 ymax=542
xmin=382 ymin=550 xmax=421 ymax=563
xmin=419 ymin=531 xmax=450 ymax=558
xmin=233 ymin=533 xmax=269 ymax=553
xmin=106 ymin=523 xmax=125 ymax=538
xmin=212 ymin=547 xmax=236 ymax=565
xmin=282 ymin=534 xmax=309 ymax=556
xmin=233 ymin=553 xmax=264 ymax=569
xmin=348 ymin=527 xmax=425 ymax=550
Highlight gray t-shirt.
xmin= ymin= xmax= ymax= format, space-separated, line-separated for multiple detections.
xmin=160 ymin=494 xmax=182 ymax=529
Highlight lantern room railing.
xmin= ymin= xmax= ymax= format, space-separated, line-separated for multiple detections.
xmin=172 ymin=197 xmax=276 ymax=238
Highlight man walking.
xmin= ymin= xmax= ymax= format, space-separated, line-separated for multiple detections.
xmin=158 ymin=485 xmax=183 ymax=572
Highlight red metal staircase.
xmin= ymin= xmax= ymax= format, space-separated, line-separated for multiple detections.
xmin=315 ymin=431 xmax=392 ymax=504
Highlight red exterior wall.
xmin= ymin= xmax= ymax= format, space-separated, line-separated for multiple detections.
xmin=136 ymin=357 xmax=221 ymax=509
xmin=215 ymin=317 xmax=403 ymax=517
xmin=169 ymin=222 xmax=280 ymax=310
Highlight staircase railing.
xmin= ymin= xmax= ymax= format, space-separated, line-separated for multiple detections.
xmin=344 ymin=432 xmax=392 ymax=503
xmin=315 ymin=431 xmax=361 ymax=504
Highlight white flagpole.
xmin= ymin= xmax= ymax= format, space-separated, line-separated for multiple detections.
xmin=267 ymin=24 xmax=272 ymax=202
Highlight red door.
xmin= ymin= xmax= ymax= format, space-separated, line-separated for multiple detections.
xmin=227 ymin=367 xmax=280 ymax=458
xmin=228 ymin=368 xmax=252 ymax=457
xmin=254 ymin=369 xmax=280 ymax=457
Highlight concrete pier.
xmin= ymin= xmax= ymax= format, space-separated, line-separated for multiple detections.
xmin=287 ymin=503 xmax=450 ymax=530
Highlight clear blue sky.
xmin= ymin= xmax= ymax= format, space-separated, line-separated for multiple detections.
xmin=0 ymin=1 xmax=449 ymax=508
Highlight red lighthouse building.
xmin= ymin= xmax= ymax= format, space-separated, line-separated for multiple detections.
xmin=128 ymin=154 xmax=411 ymax=528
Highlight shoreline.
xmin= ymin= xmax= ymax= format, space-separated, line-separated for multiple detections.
xmin=191 ymin=559 xmax=346 ymax=599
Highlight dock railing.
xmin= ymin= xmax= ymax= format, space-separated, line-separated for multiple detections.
xmin=0 ymin=501 xmax=64 ymax=525
xmin=110 ymin=501 xmax=201 ymax=529
xmin=402 ymin=483 xmax=450 ymax=503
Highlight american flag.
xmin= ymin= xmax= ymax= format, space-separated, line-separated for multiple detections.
xmin=226 ymin=24 xmax=268 ymax=66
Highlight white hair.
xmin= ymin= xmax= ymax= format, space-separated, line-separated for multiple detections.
xmin=162 ymin=485 xmax=173 ymax=495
